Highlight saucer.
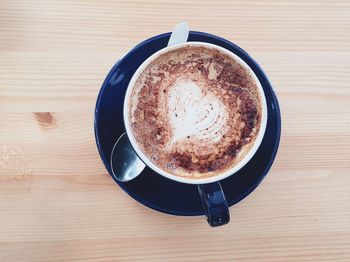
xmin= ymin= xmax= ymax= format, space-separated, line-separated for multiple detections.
xmin=94 ymin=31 xmax=281 ymax=216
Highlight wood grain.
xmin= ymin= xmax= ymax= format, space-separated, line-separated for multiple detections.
xmin=1 ymin=0 xmax=350 ymax=261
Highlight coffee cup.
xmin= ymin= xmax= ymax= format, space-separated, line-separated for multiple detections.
xmin=122 ymin=41 xmax=267 ymax=226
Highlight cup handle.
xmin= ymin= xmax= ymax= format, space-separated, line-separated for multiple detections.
xmin=197 ymin=182 xmax=230 ymax=227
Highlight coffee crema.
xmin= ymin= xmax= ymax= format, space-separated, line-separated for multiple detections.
xmin=128 ymin=45 xmax=262 ymax=179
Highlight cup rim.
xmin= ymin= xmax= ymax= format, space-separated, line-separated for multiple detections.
xmin=123 ymin=41 xmax=268 ymax=185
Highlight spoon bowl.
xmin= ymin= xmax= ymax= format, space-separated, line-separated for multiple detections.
xmin=110 ymin=132 xmax=146 ymax=182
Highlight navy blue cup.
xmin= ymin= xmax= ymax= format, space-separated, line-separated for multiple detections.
xmin=95 ymin=31 xmax=281 ymax=227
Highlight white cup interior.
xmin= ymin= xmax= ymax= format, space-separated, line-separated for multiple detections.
xmin=123 ymin=42 xmax=267 ymax=184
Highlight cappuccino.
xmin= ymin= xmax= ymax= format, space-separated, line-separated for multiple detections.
xmin=127 ymin=44 xmax=262 ymax=179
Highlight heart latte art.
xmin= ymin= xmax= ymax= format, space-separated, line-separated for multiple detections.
xmin=168 ymin=78 xmax=228 ymax=143
xmin=128 ymin=45 xmax=262 ymax=179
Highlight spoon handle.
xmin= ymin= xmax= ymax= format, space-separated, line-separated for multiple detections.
xmin=167 ymin=22 xmax=189 ymax=47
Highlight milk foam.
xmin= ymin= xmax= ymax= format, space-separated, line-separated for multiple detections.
xmin=168 ymin=78 xmax=228 ymax=143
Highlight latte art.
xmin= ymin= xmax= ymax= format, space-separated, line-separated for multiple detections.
xmin=128 ymin=45 xmax=263 ymax=179
xmin=168 ymin=78 xmax=228 ymax=143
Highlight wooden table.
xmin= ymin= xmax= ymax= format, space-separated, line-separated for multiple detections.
xmin=1 ymin=0 xmax=349 ymax=261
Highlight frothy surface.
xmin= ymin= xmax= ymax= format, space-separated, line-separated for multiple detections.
xmin=128 ymin=45 xmax=262 ymax=179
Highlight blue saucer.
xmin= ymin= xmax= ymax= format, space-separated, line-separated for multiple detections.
xmin=94 ymin=31 xmax=281 ymax=216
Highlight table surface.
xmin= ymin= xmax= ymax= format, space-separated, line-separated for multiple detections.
xmin=1 ymin=0 xmax=350 ymax=261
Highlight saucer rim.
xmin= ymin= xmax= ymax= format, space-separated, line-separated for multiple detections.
xmin=94 ymin=31 xmax=281 ymax=216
